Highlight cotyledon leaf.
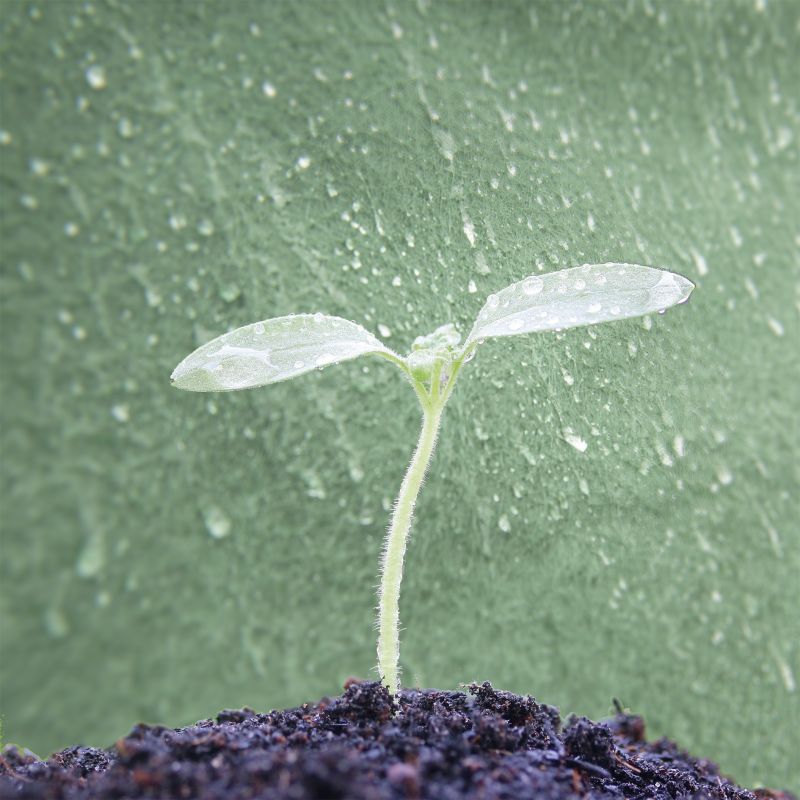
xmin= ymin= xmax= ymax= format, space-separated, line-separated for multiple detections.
xmin=465 ymin=263 xmax=694 ymax=346
xmin=171 ymin=313 xmax=402 ymax=392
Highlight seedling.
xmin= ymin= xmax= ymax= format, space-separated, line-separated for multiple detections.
xmin=171 ymin=263 xmax=693 ymax=694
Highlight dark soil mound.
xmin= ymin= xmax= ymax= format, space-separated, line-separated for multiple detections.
xmin=0 ymin=680 xmax=791 ymax=799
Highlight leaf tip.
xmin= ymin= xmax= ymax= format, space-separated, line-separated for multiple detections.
xmin=658 ymin=269 xmax=695 ymax=307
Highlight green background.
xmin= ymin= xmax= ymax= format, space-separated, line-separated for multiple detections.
xmin=1 ymin=0 xmax=798 ymax=789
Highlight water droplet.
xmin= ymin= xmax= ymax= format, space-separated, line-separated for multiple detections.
xmin=197 ymin=219 xmax=215 ymax=236
xmin=690 ymin=247 xmax=709 ymax=277
xmin=85 ymin=64 xmax=107 ymax=90
xmin=573 ymin=279 xmax=586 ymax=290
xmin=462 ymin=212 xmax=476 ymax=247
xmin=219 ymin=283 xmax=241 ymax=303
xmin=168 ymin=213 xmax=186 ymax=231
xmin=522 ymin=276 xmax=543 ymax=296
xmin=254 ymin=322 xmax=265 ymax=334
xmin=76 ymin=531 xmax=105 ymax=578
xmin=588 ymin=303 xmax=602 ymax=313
xmin=507 ymin=318 xmax=523 ymax=331
xmin=349 ymin=464 xmax=364 ymax=482
xmin=111 ymin=403 xmax=130 ymax=423
xmin=293 ymin=360 xmax=304 ymax=369
xmin=486 ymin=293 xmax=499 ymax=310
xmin=716 ymin=465 xmax=733 ymax=486
xmin=30 ymin=157 xmax=50 ymax=176
xmin=475 ymin=252 xmax=490 ymax=275
xmin=563 ymin=428 xmax=588 ymax=452
xmin=467 ymin=279 xmax=477 ymax=294
xmin=118 ymin=117 xmax=134 ymax=138
xmin=203 ymin=506 xmax=232 ymax=539
xmin=767 ymin=317 xmax=784 ymax=337
xmin=45 ymin=607 xmax=69 ymax=639
xmin=378 ymin=323 xmax=391 ymax=338
xmin=498 ymin=514 xmax=511 ymax=533
xmin=262 ymin=81 xmax=277 ymax=98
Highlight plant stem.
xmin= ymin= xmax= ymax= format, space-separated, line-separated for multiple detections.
xmin=377 ymin=399 xmax=444 ymax=694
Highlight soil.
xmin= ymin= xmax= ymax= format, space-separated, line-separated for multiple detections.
xmin=0 ymin=680 xmax=793 ymax=800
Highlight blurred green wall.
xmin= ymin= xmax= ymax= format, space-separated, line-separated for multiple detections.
xmin=1 ymin=0 xmax=797 ymax=789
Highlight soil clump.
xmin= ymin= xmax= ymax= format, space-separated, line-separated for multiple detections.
xmin=1 ymin=680 xmax=792 ymax=799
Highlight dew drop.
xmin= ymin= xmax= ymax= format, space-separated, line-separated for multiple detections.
xmin=111 ymin=403 xmax=130 ymax=423
xmin=76 ymin=531 xmax=105 ymax=578
xmin=563 ymin=428 xmax=588 ymax=452
xmin=219 ymin=283 xmax=240 ymax=303
xmin=85 ymin=64 xmax=107 ymax=90
xmin=30 ymin=157 xmax=50 ymax=176
xmin=349 ymin=464 xmax=364 ymax=483
xmin=717 ymin=465 xmax=734 ymax=486
xmin=486 ymin=293 xmax=499 ymax=309
xmin=522 ymin=276 xmax=543 ymax=296
xmin=507 ymin=318 xmax=523 ymax=331
xmin=588 ymin=303 xmax=602 ymax=313
xmin=767 ymin=317 xmax=784 ymax=337
xmin=118 ymin=117 xmax=134 ymax=138
xmin=293 ymin=360 xmax=304 ymax=369
xmin=45 ymin=607 xmax=69 ymax=639
xmin=203 ymin=506 xmax=232 ymax=539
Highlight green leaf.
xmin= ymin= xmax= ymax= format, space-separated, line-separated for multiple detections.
xmin=465 ymin=263 xmax=694 ymax=346
xmin=171 ymin=313 xmax=401 ymax=392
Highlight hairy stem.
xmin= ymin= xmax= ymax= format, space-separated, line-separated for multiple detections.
xmin=377 ymin=401 xmax=444 ymax=694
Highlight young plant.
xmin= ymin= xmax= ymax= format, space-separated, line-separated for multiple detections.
xmin=171 ymin=262 xmax=693 ymax=694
